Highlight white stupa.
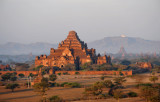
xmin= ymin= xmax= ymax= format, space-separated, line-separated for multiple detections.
xmin=121 ymin=34 xmax=126 ymax=38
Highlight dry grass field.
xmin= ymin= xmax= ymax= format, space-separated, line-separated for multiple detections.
xmin=0 ymin=73 xmax=159 ymax=102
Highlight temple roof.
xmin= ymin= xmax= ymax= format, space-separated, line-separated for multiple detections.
xmin=40 ymin=31 xmax=95 ymax=60
xmin=66 ymin=31 xmax=80 ymax=41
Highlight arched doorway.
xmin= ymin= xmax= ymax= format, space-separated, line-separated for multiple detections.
xmin=60 ymin=65 xmax=64 ymax=68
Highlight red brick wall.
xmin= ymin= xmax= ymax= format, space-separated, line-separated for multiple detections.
xmin=55 ymin=70 xmax=132 ymax=75
xmin=0 ymin=71 xmax=38 ymax=76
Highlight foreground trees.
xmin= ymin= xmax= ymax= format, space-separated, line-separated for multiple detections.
xmin=84 ymin=81 xmax=104 ymax=99
xmin=5 ymin=83 xmax=19 ymax=92
xmin=1 ymin=72 xmax=17 ymax=82
xmin=113 ymin=77 xmax=126 ymax=88
xmin=140 ymin=85 xmax=160 ymax=102
xmin=18 ymin=73 xmax=25 ymax=78
xmin=33 ymin=77 xmax=49 ymax=101
xmin=113 ymin=89 xmax=123 ymax=102
xmin=48 ymin=95 xmax=64 ymax=102
xmin=84 ymin=76 xmax=127 ymax=100
xmin=33 ymin=73 xmax=58 ymax=102
xmin=149 ymin=76 xmax=158 ymax=84
xmin=1 ymin=73 xmax=13 ymax=81
xmin=49 ymin=74 xmax=57 ymax=81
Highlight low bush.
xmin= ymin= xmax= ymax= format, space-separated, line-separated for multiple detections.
xmin=75 ymin=72 xmax=80 ymax=75
xmin=60 ymin=82 xmax=81 ymax=88
xmin=48 ymin=95 xmax=64 ymax=102
xmin=63 ymin=72 xmax=70 ymax=75
xmin=55 ymin=83 xmax=60 ymax=87
xmin=64 ymin=82 xmax=81 ymax=88
xmin=60 ymin=82 xmax=69 ymax=87
xmin=57 ymin=73 xmax=61 ymax=76
xmin=98 ymin=93 xmax=110 ymax=99
xmin=49 ymin=82 xmax=56 ymax=87
xmin=127 ymin=91 xmax=138 ymax=97
xmin=136 ymin=83 xmax=152 ymax=88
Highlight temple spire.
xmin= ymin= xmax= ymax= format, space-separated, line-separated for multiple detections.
xmin=67 ymin=31 xmax=80 ymax=41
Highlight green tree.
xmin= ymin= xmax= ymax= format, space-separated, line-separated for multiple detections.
xmin=113 ymin=77 xmax=126 ymax=88
xmin=149 ymin=76 xmax=158 ymax=84
xmin=113 ymin=89 xmax=123 ymax=102
xmin=10 ymin=75 xmax=17 ymax=82
xmin=57 ymin=73 xmax=61 ymax=76
xmin=1 ymin=73 xmax=12 ymax=81
xmin=49 ymin=74 xmax=57 ymax=81
xmin=18 ymin=73 xmax=25 ymax=78
xmin=48 ymin=95 xmax=64 ymax=102
xmin=103 ymin=80 xmax=114 ymax=88
xmin=119 ymin=71 xmax=124 ymax=76
xmin=84 ymin=81 xmax=104 ymax=98
xmin=140 ymin=86 xmax=157 ymax=102
xmin=100 ymin=75 xmax=105 ymax=80
xmin=5 ymin=83 xmax=19 ymax=92
xmin=75 ymin=72 xmax=80 ymax=75
xmin=121 ymin=60 xmax=131 ymax=65
xmin=13 ymin=72 xmax=17 ymax=76
xmin=33 ymin=77 xmax=49 ymax=101
xmin=29 ymin=73 xmax=34 ymax=77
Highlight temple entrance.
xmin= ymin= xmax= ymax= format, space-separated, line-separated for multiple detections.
xmin=61 ymin=65 xmax=64 ymax=68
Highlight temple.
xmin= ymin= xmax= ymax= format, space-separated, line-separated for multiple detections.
xmin=35 ymin=31 xmax=111 ymax=68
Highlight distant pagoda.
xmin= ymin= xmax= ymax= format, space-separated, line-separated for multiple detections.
xmin=118 ymin=46 xmax=127 ymax=59
xmin=35 ymin=31 xmax=111 ymax=68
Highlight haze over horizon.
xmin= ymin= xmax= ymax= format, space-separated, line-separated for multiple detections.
xmin=0 ymin=0 xmax=160 ymax=44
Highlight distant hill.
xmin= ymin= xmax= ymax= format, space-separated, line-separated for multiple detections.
xmin=0 ymin=42 xmax=58 ymax=55
xmin=87 ymin=36 xmax=160 ymax=54
xmin=0 ymin=36 xmax=160 ymax=55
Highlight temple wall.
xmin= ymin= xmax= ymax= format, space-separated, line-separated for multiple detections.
xmin=0 ymin=71 xmax=38 ymax=76
xmin=55 ymin=70 xmax=132 ymax=75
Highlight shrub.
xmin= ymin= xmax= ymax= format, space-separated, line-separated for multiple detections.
xmin=29 ymin=73 xmax=34 ymax=77
xmin=48 ymin=95 xmax=64 ymax=102
xmin=113 ymin=89 xmax=124 ymax=102
xmin=33 ymin=77 xmax=49 ymax=97
xmin=57 ymin=73 xmax=61 ymax=76
xmin=64 ymin=82 xmax=81 ymax=88
xmin=49 ymin=74 xmax=57 ymax=81
xmin=75 ymin=72 xmax=80 ymax=75
xmin=55 ymin=83 xmax=60 ymax=87
xmin=6 ymin=83 xmax=19 ymax=92
xmin=60 ymin=82 xmax=81 ymax=88
xmin=127 ymin=91 xmax=138 ymax=97
xmin=63 ymin=72 xmax=69 ymax=75
xmin=113 ymin=76 xmax=126 ymax=87
xmin=1 ymin=73 xmax=12 ymax=81
xmin=98 ymin=93 xmax=110 ymax=99
xmin=100 ymin=75 xmax=105 ymax=80
xmin=49 ymin=82 xmax=56 ymax=87
xmin=103 ymin=80 xmax=114 ymax=88
xmin=139 ymin=86 xmax=158 ymax=102
xmin=119 ymin=71 xmax=124 ymax=76
xmin=136 ymin=83 xmax=152 ymax=88
xmin=60 ymin=82 xmax=69 ymax=87
xmin=10 ymin=76 xmax=17 ymax=82
xmin=149 ymin=76 xmax=158 ymax=84
xmin=18 ymin=73 xmax=25 ymax=78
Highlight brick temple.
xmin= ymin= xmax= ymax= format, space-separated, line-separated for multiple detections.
xmin=35 ymin=31 xmax=111 ymax=68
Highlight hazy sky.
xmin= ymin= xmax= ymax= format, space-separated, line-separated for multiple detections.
xmin=0 ymin=0 xmax=160 ymax=44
